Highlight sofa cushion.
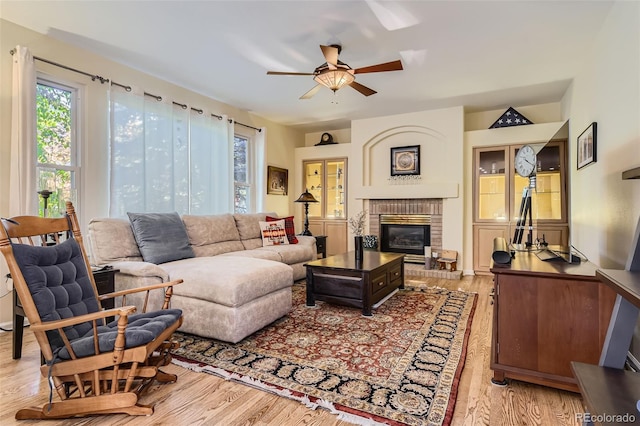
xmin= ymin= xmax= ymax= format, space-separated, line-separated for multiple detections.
xmin=266 ymin=215 xmax=298 ymax=244
xmin=88 ymin=218 xmax=142 ymax=265
xmin=234 ymin=213 xmax=270 ymax=240
xmin=257 ymin=244 xmax=316 ymax=265
xmin=235 ymin=212 xmax=276 ymax=250
xmin=127 ymin=212 xmax=195 ymax=264
xmin=258 ymin=220 xmax=289 ymax=246
xmin=159 ymin=256 xmax=293 ymax=308
xmin=218 ymin=250 xmax=281 ymax=262
xmin=182 ymin=214 xmax=244 ymax=257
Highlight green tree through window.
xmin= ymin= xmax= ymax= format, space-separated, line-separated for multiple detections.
xmin=36 ymin=80 xmax=78 ymax=217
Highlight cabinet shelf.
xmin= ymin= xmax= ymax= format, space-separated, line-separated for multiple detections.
xmin=570 ymin=268 xmax=640 ymax=422
xmin=596 ymin=269 xmax=640 ymax=308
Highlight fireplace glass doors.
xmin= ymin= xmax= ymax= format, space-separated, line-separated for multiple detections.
xmin=380 ymin=214 xmax=431 ymax=263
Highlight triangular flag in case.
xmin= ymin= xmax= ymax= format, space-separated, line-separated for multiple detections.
xmin=489 ymin=107 xmax=534 ymax=128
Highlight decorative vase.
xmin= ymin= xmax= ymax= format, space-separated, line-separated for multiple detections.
xmin=363 ymin=235 xmax=378 ymax=251
xmin=354 ymin=235 xmax=364 ymax=261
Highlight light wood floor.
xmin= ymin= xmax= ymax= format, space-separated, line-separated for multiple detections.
xmin=0 ymin=275 xmax=585 ymax=425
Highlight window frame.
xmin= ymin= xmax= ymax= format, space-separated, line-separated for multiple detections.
xmin=234 ymin=130 xmax=255 ymax=213
xmin=35 ymin=74 xmax=83 ymax=217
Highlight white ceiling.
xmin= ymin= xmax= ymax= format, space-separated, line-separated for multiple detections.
xmin=1 ymin=1 xmax=614 ymax=132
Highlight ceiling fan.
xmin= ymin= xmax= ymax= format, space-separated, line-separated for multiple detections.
xmin=267 ymin=44 xmax=403 ymax=99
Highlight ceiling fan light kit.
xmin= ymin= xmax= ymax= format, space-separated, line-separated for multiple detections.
xmin=267 ymin=44 xmax=403 ymax=99
xmin=314 ymin=69 xmax=355 ymax=92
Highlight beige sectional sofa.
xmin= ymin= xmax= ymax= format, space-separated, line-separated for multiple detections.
xmin=87 ymin=212 xmax=316 ymax=343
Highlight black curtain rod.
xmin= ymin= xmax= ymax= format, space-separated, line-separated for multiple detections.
xmin=10 ymin=48 xmax=123 ymax=87
xmin=10 ymin=49 xmax=261 ymax=132
xmin=235 ymin=121 xmax=262 ymax=132
xmin=141 ymin=91 xmax=260 ymax=131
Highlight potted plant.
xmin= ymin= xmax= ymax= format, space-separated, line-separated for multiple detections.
xmin=348 ymin=210 xmax=367 ymax=260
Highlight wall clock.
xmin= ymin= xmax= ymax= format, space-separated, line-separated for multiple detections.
xmin=514 ymin=144 xmax=536 ymax=177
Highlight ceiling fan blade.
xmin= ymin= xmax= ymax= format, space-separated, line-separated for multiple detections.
xmin=320 ymin=45 xmax=339 ymax=70
xmin=300 ymin=84 xmax=323 ymax=99
xmin=349 ymin=81 xmax=377 ymax=96
xmin=267 ymin=71 xmax=314 ymax=76
xmin=354 ymin=60 xmax=403 ymax=74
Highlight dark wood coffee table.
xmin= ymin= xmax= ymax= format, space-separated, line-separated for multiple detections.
xmin=305 ymin=251 xmax=405 ymax=316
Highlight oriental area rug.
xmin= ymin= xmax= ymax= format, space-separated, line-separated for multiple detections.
xmin=170 ymin=282 xmax=477 ymax=426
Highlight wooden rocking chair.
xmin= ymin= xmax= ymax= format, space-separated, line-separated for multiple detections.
xmin=0 ymin=201 xmax=184 ymax=420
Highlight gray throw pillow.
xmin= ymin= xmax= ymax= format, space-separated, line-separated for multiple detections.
xmin=127 ymin=212 xmax=195 ymax=264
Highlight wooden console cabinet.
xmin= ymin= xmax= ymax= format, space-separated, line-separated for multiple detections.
xmin=490 ymin=252 xmax=616 ymax=392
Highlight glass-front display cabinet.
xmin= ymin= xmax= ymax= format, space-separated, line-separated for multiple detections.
xmin=473 ymin=140 xmax=568 ymax=273
xmin=303 ymin=158 xmax=348 ymax=256
xmin=303 ymin=159 xmax=346 ymax=219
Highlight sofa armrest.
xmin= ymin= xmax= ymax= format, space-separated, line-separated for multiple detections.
xmin=296 ymin=235 xmax=316 ymax=247
xmin=108 ymin=260 xmax=170 ymax=282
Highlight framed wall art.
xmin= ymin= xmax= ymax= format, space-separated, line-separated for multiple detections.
xmin=267 ymin=166 xmax=288 ymax=195
xmin=577 ymin=122 xmax=597 ymax=170
xmin=390 ymin=145 xmax=420 ymax=176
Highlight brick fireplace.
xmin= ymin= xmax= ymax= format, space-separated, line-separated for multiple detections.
xmin=365 ymin=199 xmax=443 ymax=262
xmin=364 ymin=198 xmax=461 ymax=279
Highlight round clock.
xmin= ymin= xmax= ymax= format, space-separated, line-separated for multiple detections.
xmin=320 ymin=132 xmax=333 ymax=144
xmin=514 ymin=144 xmax=537 ymax=177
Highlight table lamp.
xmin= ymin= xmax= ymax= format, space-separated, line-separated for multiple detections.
xmin=295 ymin=189 xmax=318 ymax=236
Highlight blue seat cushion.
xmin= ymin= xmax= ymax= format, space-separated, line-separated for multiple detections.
xmin=57 ymin=309 xmax=183 ymax=360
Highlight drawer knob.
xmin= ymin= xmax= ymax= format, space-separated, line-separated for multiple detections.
xmin=378 ymin=281 xmax=385 ymax=287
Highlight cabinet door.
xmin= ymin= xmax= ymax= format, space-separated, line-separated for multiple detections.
xmin=495 ymin=275 xmax=540 ymax=371
xmin=535 ymin=225 xmax=568 ymax=246
xmin=325 ymin=159 xmax=346 ymax=219
xmin=474 ymin=148 xmax=508 ymax=222
xmin=303 ymin=161 xmax=323 ymax=218
xmin=308 ymin=220 xmax=324 ymax=237
xmin=473 ymin=225 xmax=509 ymax=272
xmin=325 ymin=221 xmax=347 ymax=256
xmin=512 ymin=142 xmax=566 ymax=223
xmin=308 ymin=220 xmax=347 ymax=256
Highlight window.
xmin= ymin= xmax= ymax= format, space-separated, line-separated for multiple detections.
xmin=36 ymin=78 xmax=80 ymax=217
xmin=234 ymin=134 xmax=251 ymax=213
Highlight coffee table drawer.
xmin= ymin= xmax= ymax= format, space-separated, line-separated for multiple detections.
xmin=312 ymin=272 xmax=363 ymax=300
xmin=371 ymin=271 xmax=389 ymax=297
xmin=389 ymin=263 xmax=402 ymax=283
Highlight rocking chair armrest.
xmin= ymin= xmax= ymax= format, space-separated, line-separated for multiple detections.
xmin=97 ymin=279 xmax=184 ymax=301
xmin=30 ymin=306 xmax=137 ymax=332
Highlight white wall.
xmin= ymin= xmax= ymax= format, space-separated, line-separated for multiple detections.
xmin=562 ymin=1 xmax=640 ymax=268
xmin=350 ymin=107 xmax=465 ymax=262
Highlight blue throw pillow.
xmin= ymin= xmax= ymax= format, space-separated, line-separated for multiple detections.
xmin=127 ymin=212 xmax=195 ymax=264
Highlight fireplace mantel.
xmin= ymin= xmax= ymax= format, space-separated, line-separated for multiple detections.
xmin=354 ymin=181 xmax=458 ymax=200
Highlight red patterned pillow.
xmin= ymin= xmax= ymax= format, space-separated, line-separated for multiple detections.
xmin=266 ymin=215 xmax=298 ymax=244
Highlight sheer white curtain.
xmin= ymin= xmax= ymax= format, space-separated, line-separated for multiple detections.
xmin=190 ymin=112 xmax=233 ymax=214
xmin=110 ymin=85 xmax=234 ymax=216
xmin=254 ymin=127 xmax=267 ymax=212
xmin=9 ymin=45 xmax=37 ymax=216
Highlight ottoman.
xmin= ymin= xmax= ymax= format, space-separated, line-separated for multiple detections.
xmin=160 ymin=256 xmax=294 ymax=343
